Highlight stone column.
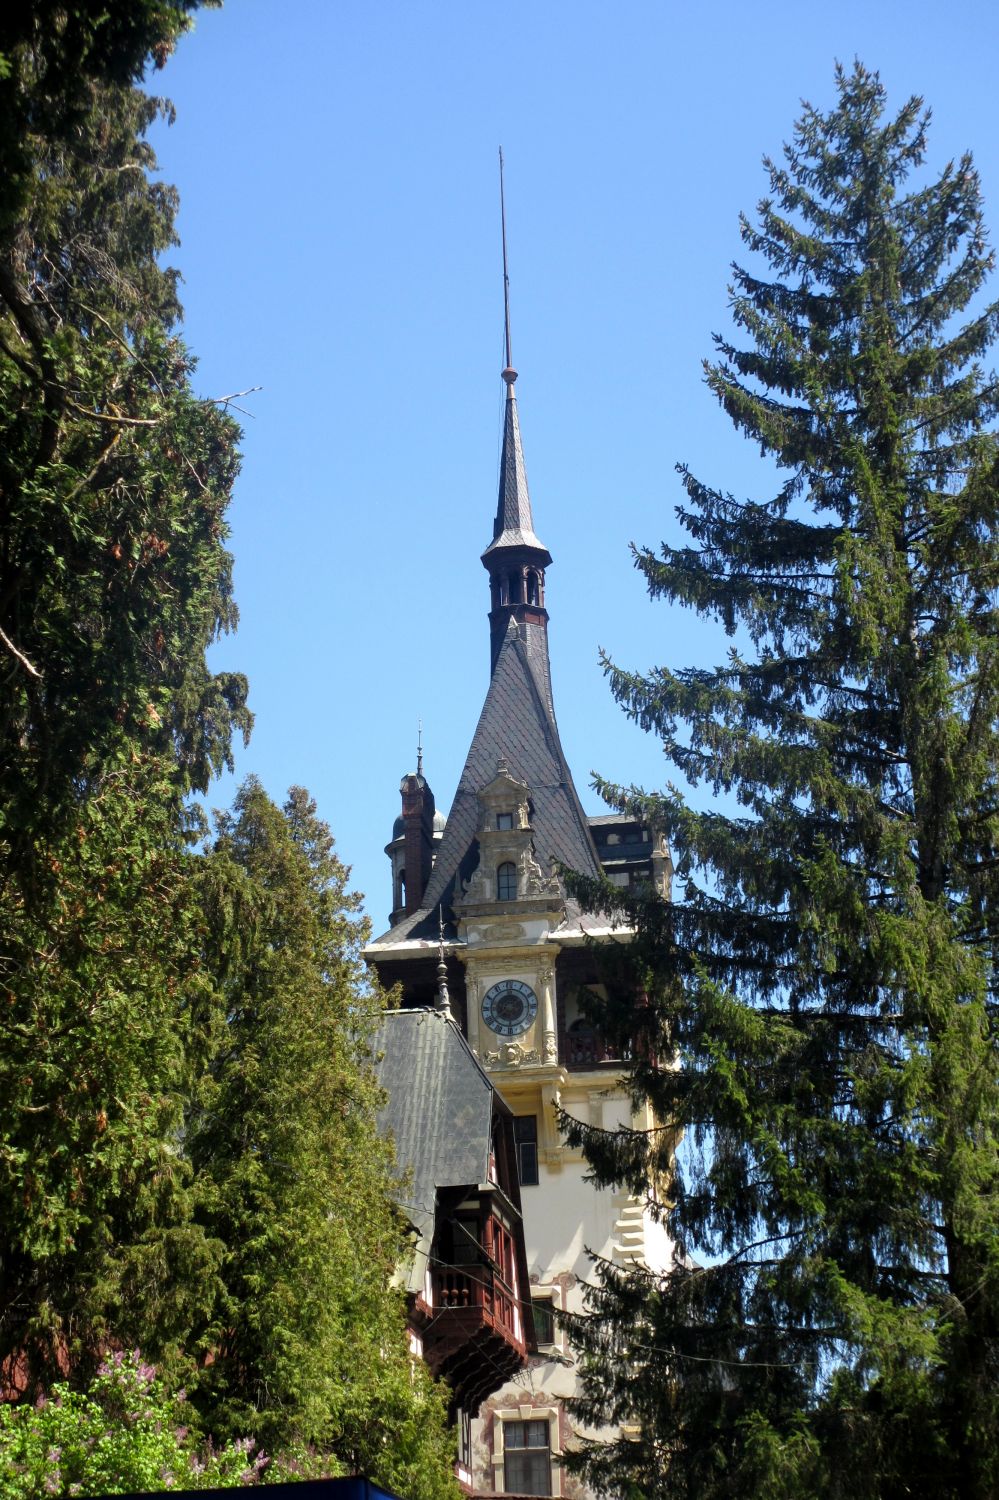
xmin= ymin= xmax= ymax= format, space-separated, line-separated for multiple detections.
xmin=540 ymin=962 xmax=557 ymax=1063
xmin=465 ymin=966 xmax=480 ymax=1055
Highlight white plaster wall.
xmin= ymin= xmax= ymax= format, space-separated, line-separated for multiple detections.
xmin=519 ymin=1162 xmax=619 ymax=1282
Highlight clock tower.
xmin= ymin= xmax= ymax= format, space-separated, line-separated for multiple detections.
xmin=365 ymin=341 xmax=674 ymax=1497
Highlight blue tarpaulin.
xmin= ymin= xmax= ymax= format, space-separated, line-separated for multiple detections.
xmin=90 ymin=1478 xmax=407 ymax=1500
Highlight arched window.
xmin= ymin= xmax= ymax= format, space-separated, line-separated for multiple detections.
xmin=527 ymin=570 xmax=539 ymax=606
xmin=497 ymin=861 xmax=517 ymax=901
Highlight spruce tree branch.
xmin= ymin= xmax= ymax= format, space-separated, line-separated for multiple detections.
xmin=63 ymin=430 xmax=125 ymax=506
xmin=0 ymin=624 xmax=41 ymax=678
xmin=64 ymin=400 xmax=160 ymax=427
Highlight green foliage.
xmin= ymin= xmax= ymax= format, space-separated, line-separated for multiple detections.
xmin=0 ymin=3 xmax=209 ymax=239
xmin=0 ymin=1351 xmax=261 ymax=1496
xmin=0 ymin=0 xmax=247 ymax=1400
xmin=0 ymin=13 xmax=457 ymax=1493
xmin=564 ymin=63 xmax=999 ymax=1500
xmin=0 ymin=65 xmax=250 ymax=867
xmin=187 ymin=780 xmax=459 ymax=1500
xmin=0 ymin=758 xmax=223 ymax=1395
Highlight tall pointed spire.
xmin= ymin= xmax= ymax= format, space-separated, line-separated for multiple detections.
xmin=367 ymin=152 xmax=602 ymax=950
xmin=482 ymin=151 xmax=552 ymax=671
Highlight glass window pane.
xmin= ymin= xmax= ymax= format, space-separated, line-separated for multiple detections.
xmin=504 ymin=1422 xmax=551 ymax=1496
xmin=514 ymin=1116 xmax=539 ymax=1186
xmin=497 ymin=861 xmax=517 ymax=900
xmin=532 ymin=1299 xmax=555 ymax=1344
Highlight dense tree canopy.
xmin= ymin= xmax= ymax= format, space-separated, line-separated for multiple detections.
xmin=187 ymin=781 xmax=458 ymax=1500
xmin=0 ymin=6 xmax=248 ymax=1394
xmin=0 ymin=14 xmax=459 ymax=1495
xmin=0 ymin=2 xmax=206 ymax=236
xmin=565 ymin=64 xmax=999 ymax=1500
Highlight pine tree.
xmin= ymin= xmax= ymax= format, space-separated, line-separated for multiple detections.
xmin=188 ymin=780 xmax=459 ymax=1500
xmin=564 ymin=64 xmax=999 ymax=1500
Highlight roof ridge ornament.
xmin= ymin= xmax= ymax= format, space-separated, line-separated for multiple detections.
xmin=435 ymin=907 xmax=453 ymax=1021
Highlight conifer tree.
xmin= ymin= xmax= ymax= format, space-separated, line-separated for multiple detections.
xmin=0 ymin=4 xmax=248 ymax=1393
xmin=189 ymin=780 xmax=458 ymax=1500
xmin=565 ymin=64 xmax=999 ymax=1500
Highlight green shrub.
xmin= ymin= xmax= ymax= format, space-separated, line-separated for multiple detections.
xmin=0 ymin=1352 xmax=263 ymax=1496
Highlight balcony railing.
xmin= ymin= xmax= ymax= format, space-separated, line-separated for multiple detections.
xmin=565 ymin=1026 xmax=625 ymax=1068
xmin=431 ymin=1264 xmax=517 ymax=1335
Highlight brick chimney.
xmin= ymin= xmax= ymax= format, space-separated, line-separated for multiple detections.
xmin=400 ymin=771 xmax=436 ymax=914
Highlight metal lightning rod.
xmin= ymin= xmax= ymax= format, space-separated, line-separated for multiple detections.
xmin=499 ymin=146 xmax=514 ymax=377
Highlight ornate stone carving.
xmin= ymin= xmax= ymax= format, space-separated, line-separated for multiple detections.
xmin=482 ymin=1041 xmax=542 ymax=1068
xmin=462 ymin=861 xmax=488 ymax=903
xmin=523 ymin=846 xmax=559 ymax=897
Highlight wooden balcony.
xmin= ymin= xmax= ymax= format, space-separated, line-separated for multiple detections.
xmin=421 ymin=1262 xmax=526 ymax=1416
xmin=565 ymin=1023 xmax=624 ymax=1069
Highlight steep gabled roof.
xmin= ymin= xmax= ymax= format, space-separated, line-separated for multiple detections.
xmin=374 ymin=1009 xmax=496 ymax=1242
xmin=368 ymin=357 xmax=601 ymax=950
xmin=372 ymin=615 xmax=600 ymax=948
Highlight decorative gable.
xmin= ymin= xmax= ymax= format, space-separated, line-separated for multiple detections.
xmin=457 ymin=759 xmax=560 ymax=909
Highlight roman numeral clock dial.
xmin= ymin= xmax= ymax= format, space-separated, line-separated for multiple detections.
xmin=481 ymin=979 xmax=538 ymax=1038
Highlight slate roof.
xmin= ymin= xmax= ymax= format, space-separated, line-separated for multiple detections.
xmin=368 ymin=370 xmax=600 ymax=951
xmin=371 ymin=613 xmax=601 ymax=948
xmin=481 ymin=382 xmax=551 ymax=562
xmin=374 ymin=1009 xmax=500 ymax=1287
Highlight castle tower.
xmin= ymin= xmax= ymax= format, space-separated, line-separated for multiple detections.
xmin=366 ymin=346 xmax=674 ymax=1492
xmin=366 ymin=151 xmax=673 ymax=1495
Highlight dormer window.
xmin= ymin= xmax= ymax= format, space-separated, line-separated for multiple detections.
xmin=497 ymin=812 xmax=513 ymax=831
xmin=497 ymin=862 xmax=517 ymax=900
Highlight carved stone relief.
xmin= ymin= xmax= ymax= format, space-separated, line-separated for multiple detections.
xmin=482 ymin=1041 xmax=542 ymax=1068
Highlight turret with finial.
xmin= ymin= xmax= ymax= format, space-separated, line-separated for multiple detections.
xmin=482 ymin=149 xmax=553 ymax=672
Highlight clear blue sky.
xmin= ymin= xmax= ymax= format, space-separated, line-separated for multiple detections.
xmin=150 ymin=0 xmax=999 ymax=927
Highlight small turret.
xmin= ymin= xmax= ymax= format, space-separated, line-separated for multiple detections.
xmin=385 ymin=734 xmax=446 ymax=925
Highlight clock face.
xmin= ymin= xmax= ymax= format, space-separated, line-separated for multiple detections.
xmin=481 ymin=979 xmax=538 ymax=1038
